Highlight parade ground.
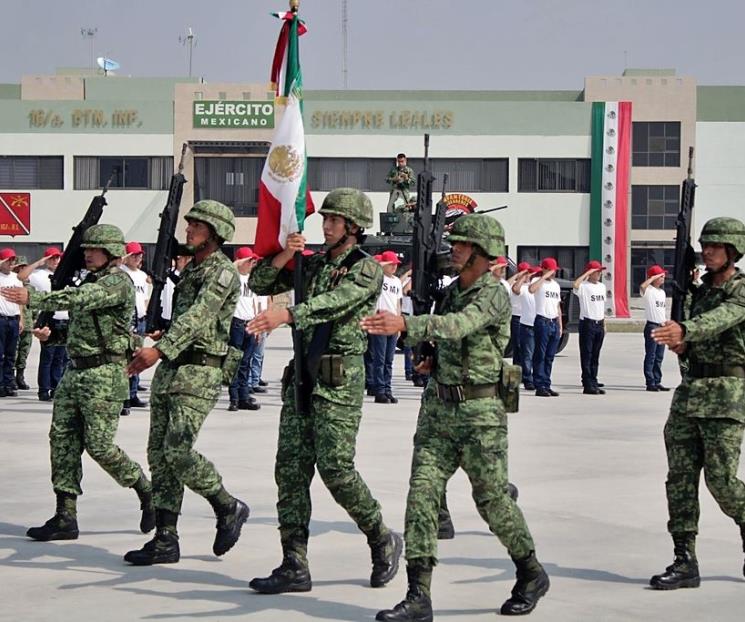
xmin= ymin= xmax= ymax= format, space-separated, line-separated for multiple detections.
xmin=1 ymin=329 xmax=743 ymax=622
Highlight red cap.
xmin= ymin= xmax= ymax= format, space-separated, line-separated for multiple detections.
xmin=44 ymin=246 xmax=63 ymax=258
xmin=379 ymin=250 xmax=401 ymax=265
xmin=125 ymin=241 xmax=144 ymax=255
xmin=235 ymin=246 xmax=255 ymax=260
xmin=493 ymin=256 xmax=508 ymax=268
xmin=540 ymin=257 xmax=560 ymax=271
xmin=585 ymin=260 xmax=605 ymax=272
xmin=0 ymin=248 xmax=17 ymax=261
xmin=373 ymin=254 xmax=383 ymax=262
xmin=647 ymin=265 xmax=667 ymax=278
xmin=517 ymin=261 xmax=531 ymax=272
xmin=530 ymin=265 xmax=543 ymax=274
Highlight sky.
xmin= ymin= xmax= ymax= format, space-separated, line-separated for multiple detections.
xmin=2 ymin=0 xmax=744 ymax=89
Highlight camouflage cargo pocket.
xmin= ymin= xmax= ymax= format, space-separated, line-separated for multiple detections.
xmin=498 ymin=363 xmax=522 ymax=414
xmin=221 ymin=346 xmax=243 ymax=386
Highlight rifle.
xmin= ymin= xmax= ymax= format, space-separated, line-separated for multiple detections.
xmin=670 ymin=147 xmax=697 ymax=323
xmin=145 ymin=143 xmax=189 ymax=333
xmin=35 ymin=175 xmax=114 ymax=332
xmin=410 ymin=134 xmax=450 ymax=364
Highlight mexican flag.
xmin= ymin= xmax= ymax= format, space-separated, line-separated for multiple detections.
xmin=590 ymin=101 xmax=632 ymax=318
xmin=253 ymin=9 xmax=314 ymax=258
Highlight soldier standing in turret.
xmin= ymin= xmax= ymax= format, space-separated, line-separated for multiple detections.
xmin=124 ymin=201 xmax=249 ymax=565
xmin=363 ymin=214 xmax=549 ymax=621
xmin=386 ymin=153 xmax=416 ymax=213
xmin=0 ymin=224 xmax=155 ymax=541
xmin=246 ymin=188 xmax=402 ymax=595
xmin=650 ymin=217 xmax=745 ymax=588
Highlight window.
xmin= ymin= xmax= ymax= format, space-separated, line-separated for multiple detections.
xmin=0 ymin=156 xmax=63 ymax=189
xmin=632 ymin=122 xmax=680 ymax=167
xmin=517 ymin=159 xmax=591 ymax=192
xmin=631 ymin=247 xmax=675 ymax=296
xmin=193 ymin=156 xmax=264 ymax=216
xmin=306 ymin=158 xmax=508 ymax=193
xmin=632 ymin=185 xmax=679 ymax=230
xmin=73 ymin=156 xmax=173 ymax=190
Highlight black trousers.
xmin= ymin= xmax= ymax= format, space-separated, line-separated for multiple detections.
xmin=578 ymin=318 xmax=605 ymax=389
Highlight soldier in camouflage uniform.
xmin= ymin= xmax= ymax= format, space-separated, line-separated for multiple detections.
xmin=650 ymin=216 xmax=745 ymax=588
xmin=0 ymin=225 xmax=155 ymax=541
xmin=12 ymin=256 xmax=32 ymax=390
xmin=363 ymin=214 xmax=549 ymax=621
xmin=123 ymin=200 xmax=249 ymax=565
xmin=386 ymin=153 xmax=417 ymax=212
xmin=246 ymin=188 xmax=402 ymax=594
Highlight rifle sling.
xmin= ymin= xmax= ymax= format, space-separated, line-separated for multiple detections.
xmin=304 ymin=248 xmax=367 ymax=388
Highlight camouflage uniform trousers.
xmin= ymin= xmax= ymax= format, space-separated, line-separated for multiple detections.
xmin=148 ymin=362 xmax=225 ymax=513
xmin=276 ymin=356 xmax=384 ymax=553
xmin=405 ymin=384 xmax=535 ymax=563
xmin=664 ymin=410 xmax=745 ymax=534
xmin=14 ymin=327 xmax=32 ymax=372
xmin=50 ymin=364 xmax=144 ymax=495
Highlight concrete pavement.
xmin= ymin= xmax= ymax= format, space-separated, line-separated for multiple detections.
xmin=1 ymin=329 xmax=743 ymax=621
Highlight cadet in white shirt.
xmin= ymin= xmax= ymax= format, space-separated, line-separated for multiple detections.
xmin=120 ymin=242 xmax=150 ymax=410
xmin=529 ymin=258 xmax=563 ymax=397
xmin=640 ymin=265 xmax=670 ymax=392
xmin=508 ymin=261 xmax=532 ymax=371
xmin=573 ymin=260 xmax=607 ymax=395
xmin=0 ymin=248 xmax=23 ymax=397
xmin=372 ymin=251 xmax=403 ymax=403
xmin=513 ymin=266 xmax=540 ymax=390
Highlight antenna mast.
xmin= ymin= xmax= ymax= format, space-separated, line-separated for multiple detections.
xmin=179 ymin=27 xmax=197 ymax=78
xmin=80 ymin=27 xmax=98 ymax=72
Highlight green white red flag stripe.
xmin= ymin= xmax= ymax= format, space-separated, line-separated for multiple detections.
xmin=590 ymin=101 xmax=632 ymax=318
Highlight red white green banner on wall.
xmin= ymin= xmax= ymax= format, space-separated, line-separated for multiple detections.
xmin=590 ymin=101 xmax=632 ymax=318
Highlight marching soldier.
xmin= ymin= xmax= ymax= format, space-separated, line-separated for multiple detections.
xmin=650 ymin=217 xmax=745 ymax=588
xmin=124 ymin=200 xmax=249 ymax=565
xmin=362 ymin=214 xmax=549 ymax=621
xmin=246 ymin=188 xmax=402 ymax=594
xmin=0 ymin=225 xmax=155 ymax=540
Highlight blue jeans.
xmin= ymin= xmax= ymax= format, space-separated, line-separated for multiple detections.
xmin=38 ymin=320 xmax=69 ymax=393
xmin=364 ymin=335 xmax=375 ymax=389
xmin=0 ymin=315 xmax=20 ymax=389
xmin=229 ymin=317 xmax=257 ymax=402
xmin=248 ymin=333 xmax=266 ymax=388
xmin=370 ymin=333 xmax=397 ymax=394
xmin=644 ymin=321 xmax=665 ymax=388
xmin=404 ymin=345 xmax=414 ymax=378
xmin=129 ymin=317 xmax=146 ymax=399
xmin=579 ymin=319 xmax=605 ymax=389
xmin=519 ymin=324 xmax=535 ymax=387
xmin=511 ymin=315 xmax=522 ymax=367
xmin=533 ymin=315 xmax=560 ymax=390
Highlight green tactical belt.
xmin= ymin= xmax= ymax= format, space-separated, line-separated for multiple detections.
xmin=172 ymin=349 xmax=224 ymax=369
xmin=69 ymin=353 xmax=127 ymax=370
xmin=689 ymin=362 xmax=745 ymax=379
xmin=436 ymin=382 xmax=499 ymax=403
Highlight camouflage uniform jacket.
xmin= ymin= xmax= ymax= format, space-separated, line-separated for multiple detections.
xmin=404 ymin=271 xmax=510 ymax=386
xmin=156 ymin=250 xmax=239 ymax=361
xmin=26 ymin=265 xmax=134 ymax=358
xmin=250 ymin=246 xmax=383 ymax=356
xmin=385 ymin=165 xmax=416 ymax=191
xmin=674 ymin=269 xmax=745 ymax=422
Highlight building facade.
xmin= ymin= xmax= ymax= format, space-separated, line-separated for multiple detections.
xmin=1 ymin=68 xmax=744 ymax=295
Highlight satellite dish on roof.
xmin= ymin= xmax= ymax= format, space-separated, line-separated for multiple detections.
xmin=96 ymin=57 xmax=120 ymax=75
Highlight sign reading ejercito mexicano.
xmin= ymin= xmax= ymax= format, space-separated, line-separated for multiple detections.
xmin=193 ymin=101 xmax=275 ymax=128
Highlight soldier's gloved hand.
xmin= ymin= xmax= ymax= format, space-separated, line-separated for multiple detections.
xmin=652 ymin=320 xmax=684 ymax=347
xmin=127 ymin=346 xmax=162 ymax=375
xmin=33 ymin=327 xmax=51 ymax=342
xmin=360 ymin=310 xmax=406 ymax=336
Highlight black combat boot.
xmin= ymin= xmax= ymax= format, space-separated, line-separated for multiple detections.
xmin=249 ymin=539 xmax=312 ymax=594
xmin=500 ymin=551 xmax=550 ymax=615
xmin=132 ymin=474 xmax=155 ymax=533
xmin=368 ymin=525 xmax=403 ymax=587
xmin=740 ymin=524 xmax=745 ymax=577
xmin=376 ymin=560 xmax=433 ymax=622
xmin=124 ymin=510 xmax=180 ymax=565
xmin=437 ymin=493 xmax=455 ymax=540
xmin=507 ymin=482 xmax=519 ymax=501
xmin=15 ymin=369 xmax=29 ymax=390
xmin=207 ymin=487 xmax=249 ymax=556
xmin=649 ymin=533 xmax=700 ymax=590
xmin=26 ymin=492 xmax=79 ymax=541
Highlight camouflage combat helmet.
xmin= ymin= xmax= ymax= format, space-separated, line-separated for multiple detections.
xmin=185 ymin=200 xmax=235 ymax=242
xmin=699 ymin=217 xmax=745 ymax=258
xmin=80 ymin=224 xmax=126 ymax=257
xmin=448 ymin=213 xmax=506 ymax=258
xmin=319 ymin=188 xmax=373 ymax=229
